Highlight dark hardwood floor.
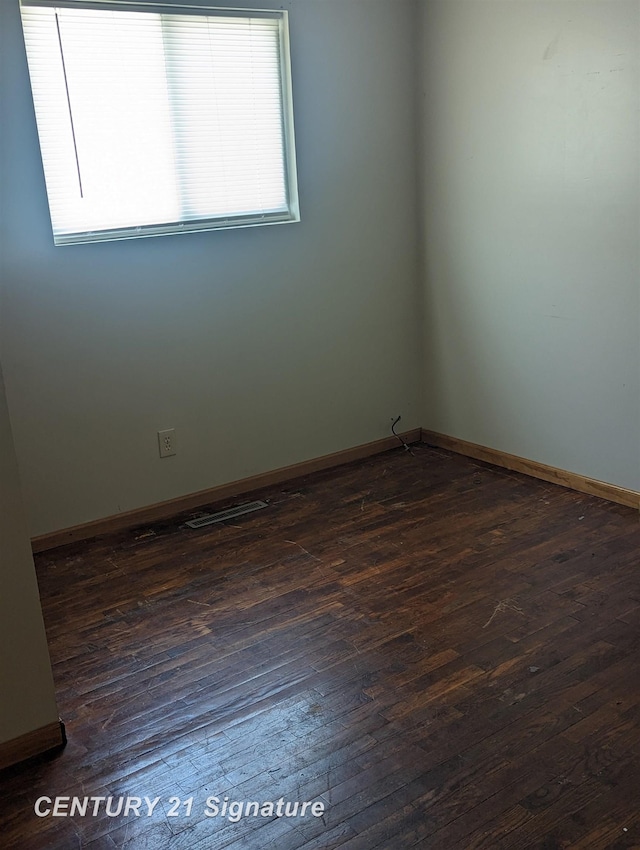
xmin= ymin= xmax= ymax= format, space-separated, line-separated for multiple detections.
xmin=3 ymin=444 xmax=640 ymax=849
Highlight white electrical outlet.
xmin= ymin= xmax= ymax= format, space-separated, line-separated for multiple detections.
xmin=158 ymin=428 xmax=176 ymax=458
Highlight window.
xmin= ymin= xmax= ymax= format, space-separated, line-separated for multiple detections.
xmin=20 ymin=1 xmax=299 ymax=245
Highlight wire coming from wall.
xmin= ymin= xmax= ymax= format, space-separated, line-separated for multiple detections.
xmin=391 ymin=415 xmax=415 ymax=457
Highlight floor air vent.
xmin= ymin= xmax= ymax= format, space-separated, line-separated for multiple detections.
xmin=185 ymin=500 xmax=269 ymax=529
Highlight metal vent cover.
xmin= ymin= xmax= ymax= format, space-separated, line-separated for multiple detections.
xmin=185 ymin=500 xmax=268 ymax=529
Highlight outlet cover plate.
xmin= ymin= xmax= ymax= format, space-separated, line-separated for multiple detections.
xmin=158 ymin=428 xmax=176 ymax=458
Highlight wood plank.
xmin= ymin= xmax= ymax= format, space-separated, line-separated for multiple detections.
xmin=3 ymin=444 xmax=640 ymax=848
xmin=0 ymin=721 xmax=65 ymax=771
xmin=422 ymin=429 xmax=640 ymax=509
xmin=31 ymin=430 xmax=421 ymax=552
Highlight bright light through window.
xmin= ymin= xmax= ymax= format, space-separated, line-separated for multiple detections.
xmin=20 ymin=2 xmax=299 ymax=245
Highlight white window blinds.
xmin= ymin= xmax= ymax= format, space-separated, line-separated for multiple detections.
xmin=20 ymin=1 xmax=299 ymax=245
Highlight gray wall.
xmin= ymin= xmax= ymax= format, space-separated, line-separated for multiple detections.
xmin=0 ymin=361 xmax=58 ymax=743
xmin=3 ymin=0 xmax=639 ymax=541
xmin=0 ymin=0 xmax=58 ymax=749
xmin=1 ymin=0 xmax=422 ymax=537
xmin=419 ymin=0 xmax=640 ymax=490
